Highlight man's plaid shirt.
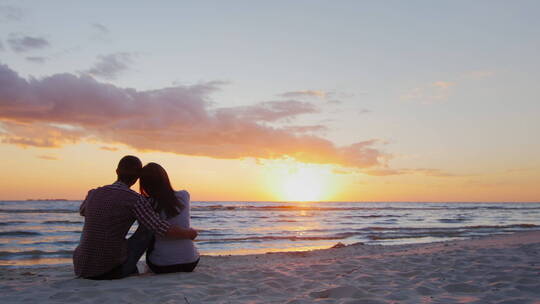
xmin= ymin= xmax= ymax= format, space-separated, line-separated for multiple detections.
xmin=73 ymin=181 xmax=170 ymax=278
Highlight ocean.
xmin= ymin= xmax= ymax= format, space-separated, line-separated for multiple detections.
xmin=1 ymin=200 xmax=539 ymax=267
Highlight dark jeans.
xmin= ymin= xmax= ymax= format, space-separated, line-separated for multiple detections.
xmin=88 ymin=225 xmax=154 ymax=280
xmin=146 ymin=257 xmax=199 ymax=274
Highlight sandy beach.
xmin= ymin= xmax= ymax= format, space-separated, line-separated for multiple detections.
xmin=1 ymin=231 xmax=539 ymax=304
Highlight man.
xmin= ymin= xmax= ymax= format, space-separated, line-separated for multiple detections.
xmin=73 ymin=155 xmax=197 ymax=280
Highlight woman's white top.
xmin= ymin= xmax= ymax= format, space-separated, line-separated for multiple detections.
xmin=148 ymin=190 xmax=199 ymax=266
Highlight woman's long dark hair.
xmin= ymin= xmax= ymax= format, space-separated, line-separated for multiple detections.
xmin=139 ymin=162 xmax=183 ymax=218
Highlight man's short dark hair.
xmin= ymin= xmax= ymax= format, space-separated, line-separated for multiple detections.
xmin=116 ymin=155 xmax=142 ymax=184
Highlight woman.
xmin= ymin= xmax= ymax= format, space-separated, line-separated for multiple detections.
xmin=140 ymin=162 xmax=199 ymax=273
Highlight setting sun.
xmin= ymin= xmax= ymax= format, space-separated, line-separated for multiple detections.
xmin=280 ymin=167 xmax=326 ymax=201
xmin=263 ymin=161 xmax=336 ymax=202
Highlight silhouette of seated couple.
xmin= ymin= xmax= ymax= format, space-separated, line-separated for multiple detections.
xmin=73 ymin=156 xmax=199 ymax=280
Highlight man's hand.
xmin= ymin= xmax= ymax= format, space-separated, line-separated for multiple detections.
xmin=165 ymin=226 xmax=198 ymax=240
xmin=186 ymin=228 xmax=198 ymax=240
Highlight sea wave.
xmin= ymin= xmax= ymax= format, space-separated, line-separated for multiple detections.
xmin=360 ymin=223 xmax=539 ymax=232
xmin=0 ymin=208 xmax=76 ymax=214
xmin=0 ymin=231 xmax=41 ymax=237
xmin=197 ymin=232 xmax=357 ymax=243
xmin=365 ymin=224 xmax=540 ymax=240
xmin=0 ymin=221 xmax=26 ymax=226
xmin=0 ymin=249 xmax=73 ymax=258
xmin=42 ymin=220 xmax=83 ymax=225
xmin=438 ymin=218 xmax=471 ymax=223
xmin=344 ymin=215 xmax=402 ymax=218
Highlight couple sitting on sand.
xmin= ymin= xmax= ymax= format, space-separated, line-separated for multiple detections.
xmin=73 ymin=155 xmax=199 ymax=280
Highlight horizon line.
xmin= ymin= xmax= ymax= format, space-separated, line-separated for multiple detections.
xmin=2 ymin=199 xmax=539 ymax=204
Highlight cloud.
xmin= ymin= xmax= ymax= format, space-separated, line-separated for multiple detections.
xmin=363 ymin=168 xmax=403 ymax=176
xmin=283 ymin=125 xmax=328 ymax=133
xmin=26 ymin=56 xmax=47 ymax=64
xmin=432 ymin=81 xmax=455 ymax=89
xmin=37 ymin=154 xmax=58 ymax=160
xmin=408 ymin=168 xmax=457 ymax=177
xmin=7 ymin=34 xmax=50 ymax=53
xmin=364 ymin=168 xmax=457 ymax=177
xmin=464 ymin=70 xmax=494 ymax=79
xmin=279 ymin=90 xmax=359 ymax=106
xmin=332 ymin=168 xmax=354 ymax=175
xmin=339 ymin=92 xmax=358 ymax=98
xmin=1 ymin=121 xmax=84 ymax=148
xmin=461 ymin=179 xmax=514 ymax=188
xmin=83 ymin=53 xmax=133 ymax=79
xmin=280 ymin=90 xmax=328 ymax=99
xmin=100 ymin=146 xmax=119 ymax=151
xmin=400 ymin=87 xmax=423 ymax=100
xmin=91 ymin=23 xmax=111 ymax=42
xmin=0 ymin=63 xmax=388 ymax=169
xmin=504 ymin=167 xmax=534 ymax=174
xmin=0 ymin=5 xmax=24 ymax=22
xmin=401 ymin=80 xmax=455 ymax=104
xmin=217 ymin=100 xmax=317 ymax=122
xmin=92 ymin=23 xmax=109 ymax=35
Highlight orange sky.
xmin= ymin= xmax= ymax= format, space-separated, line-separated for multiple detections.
xmin=1 ymin=142 xmax=538 ymax=202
